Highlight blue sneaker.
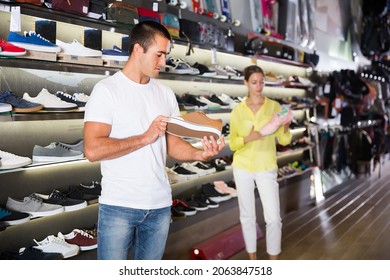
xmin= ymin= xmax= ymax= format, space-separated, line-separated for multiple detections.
xmin=102 ymin=45 xmax=129 ymax=61
xmin=0 ymin=91 xmax=43 ymax=113
xmin=7 ymin=31 xmax=61 ymax=53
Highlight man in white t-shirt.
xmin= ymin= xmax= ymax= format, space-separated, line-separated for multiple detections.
xmin=84 ymin=21 xmax=225 ymax=260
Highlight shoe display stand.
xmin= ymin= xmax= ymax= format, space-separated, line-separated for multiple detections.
xmin=0 ymin=1 xmax=318 ymax=259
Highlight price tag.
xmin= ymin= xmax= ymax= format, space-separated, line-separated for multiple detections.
xmin=10 ymin=6 xmax=21 ymax=32
xmin=153 ymin=2 xmax=159 ymax=12
xmin=211 ymin=48 xmax=217 ymax=65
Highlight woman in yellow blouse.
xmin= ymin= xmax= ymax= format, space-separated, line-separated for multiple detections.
xmin=229 ymin=65 xmax=292 ymax=260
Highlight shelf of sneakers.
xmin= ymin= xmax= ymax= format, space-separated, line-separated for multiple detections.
xmin=277 ymin=162 xmax=315 ymax=182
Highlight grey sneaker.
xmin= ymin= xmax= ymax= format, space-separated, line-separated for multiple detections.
xmin=32 ymin=142 xmax=84 ymax=163
xmin=58 ymin=139 xmax=84 ymax=153
xmin=6 ymin=194 xmax=64 ymax=218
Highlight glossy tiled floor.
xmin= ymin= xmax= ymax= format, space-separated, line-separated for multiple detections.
xmin=231 ymin=160 xmax=390 ymax=260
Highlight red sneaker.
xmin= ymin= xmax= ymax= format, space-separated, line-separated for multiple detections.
xmin=0 ymin=39 xmax=27 ymax=56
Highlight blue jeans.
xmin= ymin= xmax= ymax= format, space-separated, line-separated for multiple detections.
xmin=97 ymin=204 xmax=171 ymax=260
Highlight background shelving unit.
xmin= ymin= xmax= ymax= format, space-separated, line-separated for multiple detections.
xmin=0 ymin=1 xmax=319 ymax=259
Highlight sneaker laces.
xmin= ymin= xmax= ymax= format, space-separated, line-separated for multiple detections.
xmin=50 ymin=235 xmax=74 ymax=247
xmin=28 ymin=193 xmax=44 ymax=203
xmin=55 ymin=142 xmax=73 ymax=151
xmin=73 ymin=93 xmax=89 ymax=102
xmin=56 ymin=91 xmax=77 ymax=102
xmin=74 ymin=229 xmax=95 ymax=239
xmin=25 ymin=31 xmax=51 ymax=44
xmin=49 ymin=189 xmax=67 ymax=200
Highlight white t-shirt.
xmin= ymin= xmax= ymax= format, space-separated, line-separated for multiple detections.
xmin=84 ymin=71 xmax=180 ymax=209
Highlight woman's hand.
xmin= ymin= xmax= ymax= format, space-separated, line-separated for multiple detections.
xmin=244 ymin=126 xmax=262 ymax=143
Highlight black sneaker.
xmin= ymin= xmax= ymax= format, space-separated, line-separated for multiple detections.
xmin=207 ymin=94 xmax=230 ymax=109
xmin=0 ymin=90 xmax=43 ymax=113
xmin=185 ymin=195 xmax=209 ymax=211
xmin=65 ymin=186 xmax=99 ymax=205
xmin=78 ymin=181 xmax=102 ymax=196
xmin=192 ymin=62 xmax=217 ymax=77
xmin=172 ymin=199 xmax=197 ymax=216
xmin=181 ymin=94 xmax=208 ymax=110
xmin=35 ymin=189 xmax=87 ymax=212
xmin=201 ymin=183 xmax=231 ymax=203
xmin=0 ymin=206 xmax=31 ymax=226
xmin=194 ymin=192 xmax=219 ymax=209
xmin=14 ymin=246 xmax=63 ymax=260
xmin=176 ymin=94 xmax=196 ymax=110
xmin=171 ymin=206 xmax=186 ymax=221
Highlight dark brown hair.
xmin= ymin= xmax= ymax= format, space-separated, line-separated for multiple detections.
xmin=243 ymin=65 xmax=265 ymax=81
xmin=128 ymin=21 xmax=172 ymax=55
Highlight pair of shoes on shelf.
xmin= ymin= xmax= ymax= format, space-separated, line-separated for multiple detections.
xmin=32 ymin=139 xmax=84 ymax=163
xmin=0 ymin=90 xmax=43 ymax=113
xmin=6 ymin=189 xmax=87 ymax=218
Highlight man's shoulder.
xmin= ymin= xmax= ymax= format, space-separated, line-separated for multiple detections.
xmin=150 ymin=78 xmax=174 ymax=93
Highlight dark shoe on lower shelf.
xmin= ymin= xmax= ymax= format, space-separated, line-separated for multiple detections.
xmin=66 ymin=186 xmax=99 ymax=205
xmin=16 ymin=246 xmax=64 ymax=260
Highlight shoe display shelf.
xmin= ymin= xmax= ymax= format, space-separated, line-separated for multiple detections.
xmin=0 ymin=1 xmax=319 ymax=259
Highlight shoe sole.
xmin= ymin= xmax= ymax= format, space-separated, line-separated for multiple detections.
xmin=32 ymin=154 xmax=84 ymax=162
xmin=0 ymin=50 xmax=27 ymax=56
xmin=28 ymin=207 xmax=65 ymax=219
xmin=8 ymin=42 xmax=60 ymax=53
xmin=165 ymin=117 xmax=221 ymax=140
xmin=12 ymin=105 xmax=44 ymax=113
xmin=3 ymin=215 xmax=31 ymax=226
xmin=0 ymin=158 xmax=32 ymax=170
xmin=63 ymin=201 xmax=87 ymax=212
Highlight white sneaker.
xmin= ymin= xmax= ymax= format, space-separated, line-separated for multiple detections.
xmin=23 ymin=88 xmax=78 ymax=112
xmin=208 ymin=65 xmax=229 ymax=79
xmin=0 ymin=150 xmax=31 ymax=170
xmin=56 ymin=39 xmax=102 ymax=57
xmin=32 ymin=235 xmax=79 ymax=259
xmin=0 ymin=103 xmax=12 ymax=113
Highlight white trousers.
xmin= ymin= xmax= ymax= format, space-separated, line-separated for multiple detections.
xmin=233 ymin=167 xmax=282 ymax=255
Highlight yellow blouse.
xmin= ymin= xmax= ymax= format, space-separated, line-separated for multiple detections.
xmin=229 ymin=97 xmax=292 ymax=172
